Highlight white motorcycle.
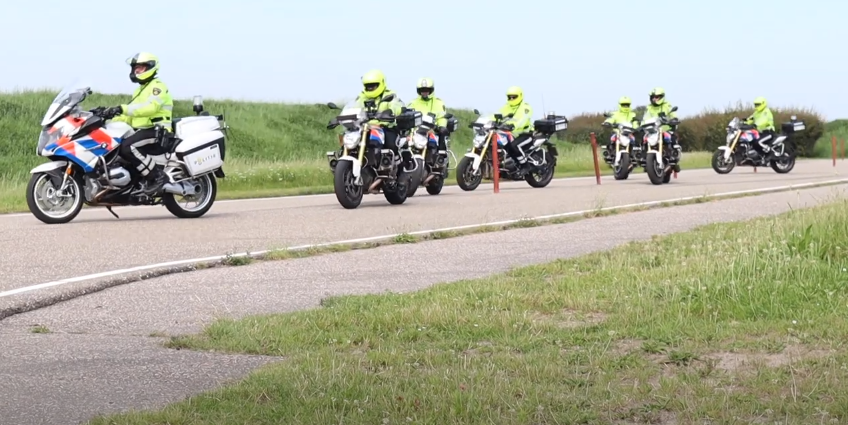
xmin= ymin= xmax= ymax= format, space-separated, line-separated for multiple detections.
xmin=639 ymin=106 xmax=681 ymax=185
xmin=26 ymin=81 xmax=228 ymax=224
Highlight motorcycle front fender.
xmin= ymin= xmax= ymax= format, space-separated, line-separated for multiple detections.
xmin=30 ymin=160 xmax=69 ymax=174
xmin=338 ymin=155 xmax=362 ymax=179
xmin=717 ymin=145 xmax=732 ymax=161
xmin=465 ymin=152 xmax=482 ymax=171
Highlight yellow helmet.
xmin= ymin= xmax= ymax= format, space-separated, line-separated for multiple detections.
xmin=416 ymin=77 xmax=434 ymax=99
xmin=754 ymin=96 xmax=767 ymax=112
xmin=506 ymin=86 xmax=523 ymax=107
xmin=361 ymin=69 xmax=386 ymax=99
xmin=649 ymin=87 xmax=665 ymax=105
xmin=618 ymin=96 xmax=632 ymax=113
xmin=126 ymin=52 xmax=160 ymax=84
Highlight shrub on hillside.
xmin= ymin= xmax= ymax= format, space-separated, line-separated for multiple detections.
xmin=560 ymin=102 xmax=824 ymax=157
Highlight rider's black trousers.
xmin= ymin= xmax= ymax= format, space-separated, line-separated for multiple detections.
xmin=118 ymin=127 xmax=159 ymax=177
xmin=505 ymin=133 xmax=532 ymax=163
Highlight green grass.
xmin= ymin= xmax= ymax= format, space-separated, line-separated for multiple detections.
xmin=813 ymin=119 xmax=848 ymax=159
xmin=0 ymin=89 xmax=713 ymax=213
xmin=88 ymin=197 xmax=848 ymax=424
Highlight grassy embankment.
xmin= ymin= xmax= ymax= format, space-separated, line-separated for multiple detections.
xmin=88 ymin=197 xmax=848 ymax=424
xmin=0 ymin=91 xmax=826 ymax=213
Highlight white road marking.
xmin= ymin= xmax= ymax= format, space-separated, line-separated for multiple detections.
xmin=2 ymin=178 xmax=845 ymax=299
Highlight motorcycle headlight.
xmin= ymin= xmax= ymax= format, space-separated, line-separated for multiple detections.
xmin=413 ymin=133 xmax=427 ymax=150
xmin=618 ymin=135 xmax=631 ymax=146
xmin=473 ymin=133 xmax=486 ymax=148
xmin=342 ymin=132 xmax=360 ymax=150
xmin=726 ymin=132 xmax=736 ymax=142
xmin=646 ymin=133 xmax=659 ymax=146
xmin=37 ymin=128 xmax=61 ymax=155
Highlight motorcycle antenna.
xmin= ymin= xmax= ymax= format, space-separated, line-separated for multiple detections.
xmin=541 ymin=92 xmax=546 ymax=117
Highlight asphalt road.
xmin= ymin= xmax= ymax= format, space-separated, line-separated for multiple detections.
xmin=1 ymin=184 xmax=845 ymax=425
xmin=1 ymin=159 xmax=846 ymax=314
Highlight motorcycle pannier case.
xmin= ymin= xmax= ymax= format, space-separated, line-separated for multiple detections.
xmin=781 ymin=120 xmax=806 ymax=134
xmin=446 ymin=116 xmax=459 ymax=133
xmin=174 ymin=130 xmax=226 ymax=177
xmin=533 ymin=115 xmax=568 ymax=134
xmin=396 ymin=110 xmax=423 ymax=131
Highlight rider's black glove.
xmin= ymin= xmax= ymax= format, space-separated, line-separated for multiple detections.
xmin=669 ymin=118 xmax=680 ymax=126
xmin=102 ymin=106 xmax=122 ymax=119
xmin=436 ymin=126 xmax=449 ymax=136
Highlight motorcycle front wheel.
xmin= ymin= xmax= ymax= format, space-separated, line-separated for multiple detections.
xmin=711 ymin=150 xmax=736 ymax=174
xmin=456 ymin=156 xmax=483 ymax=191
xmin=26 ymin=171 xmax=84 ymax=224
xmin=645 ymin=152 xmax=666 ymax=185
xmin=405 ymin=157 xmax=425 ymax=197
xmin=333 ymin=160 xmax=363 ymax=209
xmin=613 ymin=152 xmax=632 ymax=180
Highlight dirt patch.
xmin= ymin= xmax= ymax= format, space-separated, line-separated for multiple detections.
xmin=531 ymin=309 xmax=607 ymax=329
xmin=612 ymin=339 xmax=646 ymax=356
xmin=705 ymin=344 xmax=836 ymax=373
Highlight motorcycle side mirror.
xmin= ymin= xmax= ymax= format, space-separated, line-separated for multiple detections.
xmin=193 ymin=95 xmax=204 ymax=115
xmin=382 ymin=93 xmax=396 ymax=102
xmin=670 ymin=106 xmax=678 ymax=112
xmin=444 ymin=113 xmax=454 ymax=119
xmin=494 ymin=113 xmax=504 ymax=120
xmin=327 ymin=102 xmax=339 ymax=109
xmin=473 ymin=108 xmax=480 ymax=114
xmin=603 ymin=112 xmax=612 ymax=118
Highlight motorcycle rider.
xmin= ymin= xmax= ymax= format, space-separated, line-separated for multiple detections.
xmin=499 ymin=86 xmax=534 ymax=175
xmin=355 ymin=69 xmax=406 ymax=165
xmin=642 ymin=87 xmax=680 ymax=151
xmin=742 ymin=96 xmax=775 ymax=156
xmin=602 ymin=96 xmax=640 ymax=156
xmin=101 ymin=52 xmax=173 ymax=195
xmin=406 ymin=77 xmax=449 ymax=161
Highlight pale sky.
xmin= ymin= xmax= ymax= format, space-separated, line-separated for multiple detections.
xmin=1 ymin=0 xmax=840 ymax=119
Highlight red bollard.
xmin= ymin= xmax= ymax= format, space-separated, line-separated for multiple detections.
xmin=832 ymin=135 xmax=838 ymax=167
xmin=589 ymin=132 xmax=601 ymax=185
xmin=491 ymin=134 xmax=500 ymax=193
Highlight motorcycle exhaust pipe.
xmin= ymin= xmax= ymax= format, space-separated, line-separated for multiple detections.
xmin=423 ymin=174 xmax=436 ymax=184
xmin=163 ymin=182 xmax=198 ymax=196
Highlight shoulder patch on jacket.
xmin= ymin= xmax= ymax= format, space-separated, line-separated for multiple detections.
xmin=152 ymin=88 xmax=161 ymax=95
xmin=524 ymin=107 xmax=530 ymax=114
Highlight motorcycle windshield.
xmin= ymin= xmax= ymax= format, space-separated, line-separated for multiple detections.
xmin=41 ymin=79 xmax=93 ymax=127
xmin=472 ymin=111 xmax=497 ymax=128
xmin=340 ymin=99 xmax=366 ymax=116
xmin=728 ymin=117 xmax=740 ymax=128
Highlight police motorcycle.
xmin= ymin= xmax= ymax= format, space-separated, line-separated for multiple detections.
xmin=26 ymin=80 xmax=227 ymax=224
xmin=600 ymin=117 xmax=641 ymax=180
xmin=402 ymin=111 xmax=459 ymax=197
xmin=325 ymin=97 xmax=420 ymax=209
xmin=711 ymin=116 xmax=804 ymax=174
xmin=639 ymin=106 xmax=681 ymax=185
xmin=455 ymin=110 xmax=566 ymax=191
